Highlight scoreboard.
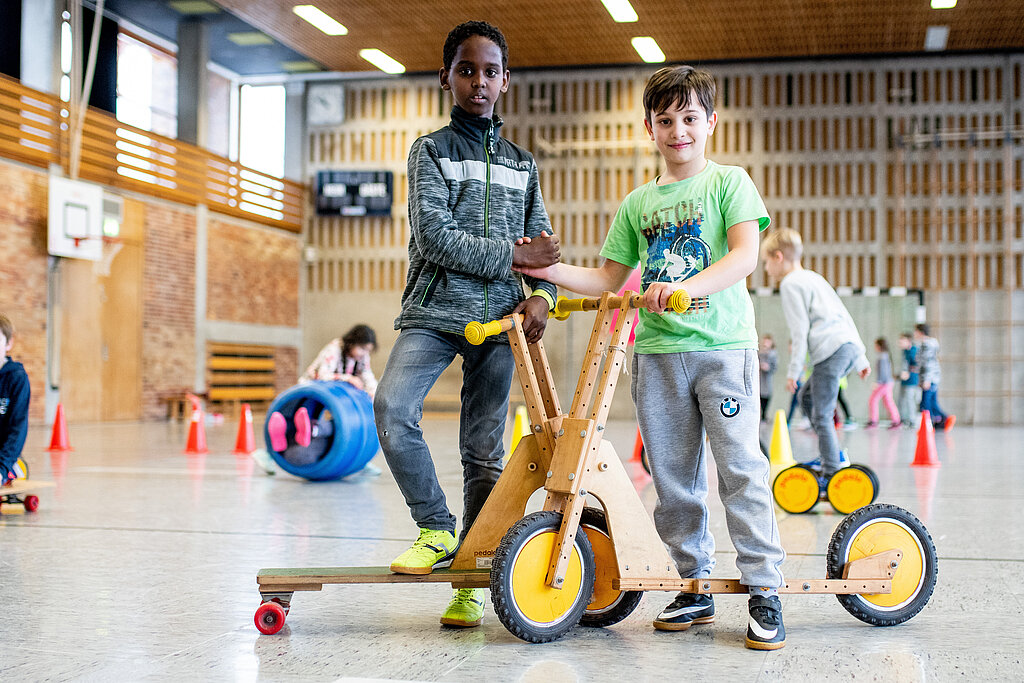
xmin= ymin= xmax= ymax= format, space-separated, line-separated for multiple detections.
xmin=315 ymin=170 xmax=393 ymax=217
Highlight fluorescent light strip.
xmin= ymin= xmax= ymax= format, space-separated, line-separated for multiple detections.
xmin=601 ymin=0 xmax=638 ymax=23
xmin=631 ymin=37 xmax=665 ymax=63
xmin=359 ymin=49 xmax=405 ymax=74
xmin=930 ymin=0 xmax=956 ymax=8
xmin=292 ymin=5 xmax=348 ymax=36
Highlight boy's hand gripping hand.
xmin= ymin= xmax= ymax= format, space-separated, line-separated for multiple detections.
xmin=512 ymin=296 xmax=550 ymax=344
xmin=512 ymin=231 xmax=560 ymax=269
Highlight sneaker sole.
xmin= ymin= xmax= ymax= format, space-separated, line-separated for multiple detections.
xmin=745 ymin=636 xmax=786 ymax=650
xmin=440 ymin=616 xmax=482 ymax=627
xmin=653 ymin=615 xmax=714 ymax=631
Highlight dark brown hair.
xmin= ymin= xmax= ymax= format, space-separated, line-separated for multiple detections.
xmin=643 ymin=65 xmax=716 ymax=121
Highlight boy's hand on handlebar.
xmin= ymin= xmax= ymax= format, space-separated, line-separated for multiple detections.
xmin=513 ymin=230 xmax=560 ymax=268
xmin=513 ymin=296 xmax=550 ymax=344
xmin=643 ymin=282 xmax=681 ymax=314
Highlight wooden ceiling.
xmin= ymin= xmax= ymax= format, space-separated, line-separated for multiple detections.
xmin=211 ymin=0 xmax=1024 ymax=73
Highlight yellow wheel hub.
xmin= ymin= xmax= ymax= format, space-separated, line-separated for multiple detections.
xmin=847 ymin=520 xmax=925 ymax=608
xmin=582 ymin=526 xmax=619 ymax=611
xmin=773 ymin=466 xmax=819 ymax=513
xmin=511 ymin=530 xmax=585 ymax=624
xmin=827 ymin=467 xmax=876 ymax=514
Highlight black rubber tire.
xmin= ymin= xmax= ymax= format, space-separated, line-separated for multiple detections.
xmin=577 ymin=508 xmax=644 ymax=627
xmin=490 ymin=510 xmax=596 ymax=643
xmin=827 ymin=503 xmax=938 ymax=626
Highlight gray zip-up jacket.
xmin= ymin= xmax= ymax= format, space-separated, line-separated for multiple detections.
xmin=395 ymin=106 xmax=556 ymax=335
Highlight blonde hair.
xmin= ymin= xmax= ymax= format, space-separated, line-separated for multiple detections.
xmin=761 ymin=227 xmax=803 ymax=261
xmin=0 ymin=313 xmax=13 ymax=342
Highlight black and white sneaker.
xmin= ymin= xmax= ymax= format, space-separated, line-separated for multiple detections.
xmin=745 ymin=595 xmax=786 ymax=650
xmin=653 ymin=592 xmax=714 ymax=631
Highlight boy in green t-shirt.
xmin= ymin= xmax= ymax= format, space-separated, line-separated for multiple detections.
xmin=515 ymin=65 xmax=786 ymax=650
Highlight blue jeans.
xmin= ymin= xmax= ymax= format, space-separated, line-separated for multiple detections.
xmin=373 ymin=328 xmax=514 ymax=535
xmin=920 ymin=384 xmax=946 ymax=424
xmin=799 ymin=343 xmax=861 ymax=474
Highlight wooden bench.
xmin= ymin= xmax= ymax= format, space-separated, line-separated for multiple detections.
xmin=206 ymin=342 xmax=277 ymax=415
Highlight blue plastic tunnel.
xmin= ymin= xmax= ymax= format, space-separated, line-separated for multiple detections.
xmin=264 ymin=381 xmax=379 ymax=481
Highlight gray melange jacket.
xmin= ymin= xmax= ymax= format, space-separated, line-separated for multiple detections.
xmin=395 ymin=106 xmax=556 ymax=335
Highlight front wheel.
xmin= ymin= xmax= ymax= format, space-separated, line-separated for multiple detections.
xmin=490 ymin=510 xmax=596 ymax=643
xmin=827 ymin=503 xmax=937 ymax=626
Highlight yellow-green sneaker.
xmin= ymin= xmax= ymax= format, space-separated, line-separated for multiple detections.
xmin=440 ymin=588 xmax=485 ymax=627
xmin=389 ymin=528 xmax=458 ymax=575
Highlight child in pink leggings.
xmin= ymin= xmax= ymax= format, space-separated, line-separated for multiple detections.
xmin=866 ymin=337 xmax=901 ymax=428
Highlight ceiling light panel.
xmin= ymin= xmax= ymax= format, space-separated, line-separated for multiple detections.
xmin=930 ymin=0 xmax=957 ymax=8
xmin=168 ymin=1 xmax=220 ymax=14
xmin=227 ymin=32 xmax=273 ymax=46
xmin=293 ymin=5 xmax=348 ymax=36
xmin=359 ymin=49 xmax=405 ymax=74
xmin=631 ymin=36 xmax=665 ymax=63
xmin=601 ymin=0 xmax=639 ymax=23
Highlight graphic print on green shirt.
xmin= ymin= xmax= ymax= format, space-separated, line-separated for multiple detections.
xmin=600 ymin=161 xmax=771 ymax=354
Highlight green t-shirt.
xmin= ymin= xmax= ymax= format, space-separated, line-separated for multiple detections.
xmin=600 ymin=160 xmax=770 ymax=354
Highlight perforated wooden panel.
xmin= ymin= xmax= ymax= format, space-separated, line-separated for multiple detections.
xmin=305 ymin=53 xmax=1023 ymax=294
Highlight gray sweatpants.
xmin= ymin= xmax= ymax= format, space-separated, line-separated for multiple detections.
xmin=632 ymin=349 xmax=785 ymax=589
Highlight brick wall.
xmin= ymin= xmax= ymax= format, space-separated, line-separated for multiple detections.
xmin=141 ymin=202 xmax=197 ymax=420
xmin=274 ymin=345 xmax=299 ymax=394
xmin=0 ymin=161 xmax=50 ymax=423
xmin=207 ymin=218 xmax=300 ymax=327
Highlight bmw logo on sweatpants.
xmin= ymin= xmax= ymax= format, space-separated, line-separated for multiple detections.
xmin=720 ymin=397 xmax=740 ymax=418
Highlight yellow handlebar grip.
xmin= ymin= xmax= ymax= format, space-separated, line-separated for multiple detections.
xmin=549 ymin=295 xmax=573 ymax=321
xmin=668 ymin=289 xmax=691 ymax=313
xmin=465 ymin=319 xmax=506 ymax=345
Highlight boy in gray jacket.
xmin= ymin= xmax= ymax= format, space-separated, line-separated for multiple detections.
xmin=374 ymin=21 xmax=559 ymax=628
xmin=761 ymin=228 xmax=870 ymax=478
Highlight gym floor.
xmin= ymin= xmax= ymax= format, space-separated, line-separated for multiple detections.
xmin=2 ymin=415 xmax=1021 ymax=681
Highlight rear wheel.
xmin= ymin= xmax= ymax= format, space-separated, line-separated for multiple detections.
xmin=490 ymin=511 xmax=596 ymax=643
xmin=578 ymin=508 xmax=643 ymax=627
xmin=827 ymin=503 xmax=937 ymax=625
xmin=23 ymin=495 xmax=40 ymax=512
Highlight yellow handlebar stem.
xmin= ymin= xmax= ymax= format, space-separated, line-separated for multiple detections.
xmin=465 ymin=289 xmax=691 ymax=345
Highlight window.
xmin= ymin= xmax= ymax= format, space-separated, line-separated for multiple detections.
xmin=116 ymin=33 xmax=177 ymax=138
xmin=239 ymin=84 xmax=285 ymax=177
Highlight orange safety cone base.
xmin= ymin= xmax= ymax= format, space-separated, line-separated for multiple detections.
xmin=47 ymin=403 xmax=73 ymax=452
xmin=233 ymin=403 xmax=257 ymax=455
xmin=911 ymin=410 xmax=940 ymax=467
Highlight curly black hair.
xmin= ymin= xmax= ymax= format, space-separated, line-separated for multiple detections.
xmin=442 ymin=21 xmax=508 ymax=70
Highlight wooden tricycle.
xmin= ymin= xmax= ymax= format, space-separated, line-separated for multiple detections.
xmin=254 ymin=291 xmax=937 ymax=641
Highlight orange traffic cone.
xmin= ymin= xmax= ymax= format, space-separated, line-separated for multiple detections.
xmin=233 ymin=403 xmax=256 ymax=455
xmin=184 ymin=394 xmax=209 ymax=455
xmin=47 ymin=403 xmax=73 ymax=452
xmin=911 ymin=410 xmax=940 ymax=467
xmin=630 ymin=426 xmax=644 ymax=463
